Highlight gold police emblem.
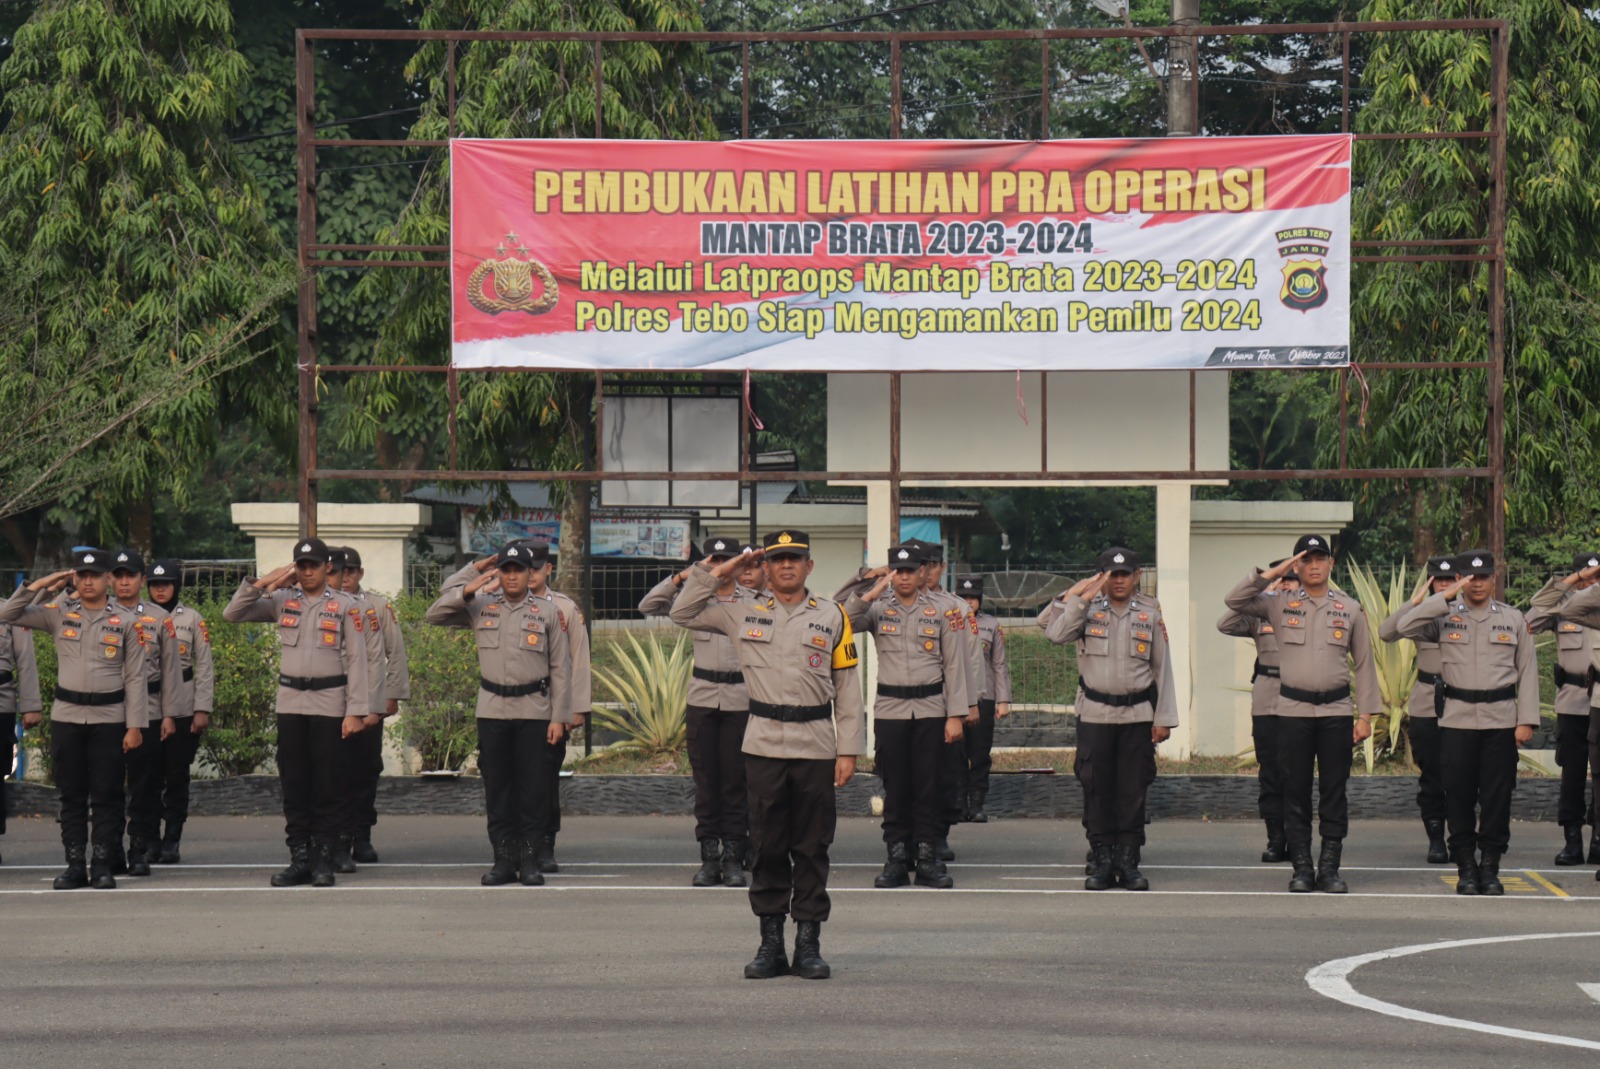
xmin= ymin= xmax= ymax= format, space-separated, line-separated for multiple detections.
xmin=467 ymin=232 xmax=558 ymax=316
xmin=777 ymin=532 xmax=793 ymax=545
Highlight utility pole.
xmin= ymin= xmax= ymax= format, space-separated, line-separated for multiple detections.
xmin=1167 ymin=0 xmax=1199 ymax=136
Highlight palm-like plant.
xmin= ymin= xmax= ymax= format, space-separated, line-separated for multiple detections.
xmin=591 ymin=632 xmax=694 ymax=754
xmin=1345 ymin=559 xmax=1427 ymax=772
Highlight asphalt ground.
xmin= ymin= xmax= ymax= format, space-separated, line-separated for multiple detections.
xmin=1 ymin=813 xmax=1598 ymax=1068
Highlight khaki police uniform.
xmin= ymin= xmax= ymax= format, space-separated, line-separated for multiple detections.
xmin=1378 ymin=602 xmax=1448 ymax=828
xmin=154 ymin=599 xmax=213 ymax=844
xmin=0 ymin=623 xmax=41 ymax=840
xmin=1218 ymin=607 xmax=1286 ymax=833
xmin=1528 ymin=577 xmax=1597 ymax=838
xmin=116 ymin=594 xmax=183 ymax=861
xmin=539 ymin=584 xmax=588 ymax=858
xmin=965 ymin=605 xmax=1011 ymax=806
xmin=341 ymin=585 xmax=410 ymax=847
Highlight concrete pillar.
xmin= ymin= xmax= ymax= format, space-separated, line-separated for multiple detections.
xmin=231 ymin=502 xmax=431 ymax=598
xmin=861 ymin=482 xmax=892 ymax=753
xmin=1155 ymin=483 xmax=1195 ymax=759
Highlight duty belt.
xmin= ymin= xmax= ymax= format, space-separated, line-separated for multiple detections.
xmin=1078 ymin=682 xmax=1158 ymax=709
xmin=876 ymin=681 xmax=944 ymax=700
xmin=1250 ymin=661 xmax=1280 ymax=681
xmin=1441 ymin=683 xmax=1518 ymax=705
xmin=147 ymin=679 xmax=162 ymax=696
xmin=748 ymin=699 xmax=831 ymax=723
xmin=692 ymin=667 xmax=746 ymax=686
xmin=1554 ymin=664 xmax=1594 ymax=691
xmin=1415 ymin=669 xmax=1441 ymax=687
xmin=479 ymin=676 xmax=550 ymax=698
xmin=1278 ymin=683 xmax=1350 ymax=706
xmin=54 ymin=685 xmax=125 ymax=706
xmin=278 ymin=673 xmax=348 ymax=692
xmin=0 ymin=669 xmax=11 ymax=686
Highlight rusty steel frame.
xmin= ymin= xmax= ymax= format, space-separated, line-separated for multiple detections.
xmin=294 ymin=19 xmax=1511 ymax=567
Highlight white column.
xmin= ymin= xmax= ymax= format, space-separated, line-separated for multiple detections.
xmin=1155 ymin=483 xmax=1194 ymax=759
xmin=860 ymin=482 xmax=892 ymax=754
xmin=230 ymin=502 xmax=431 ymax=598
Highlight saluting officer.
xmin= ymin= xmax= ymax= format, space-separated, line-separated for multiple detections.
xmin=110 ymin=548 xmax=182 ymax=877
xmin=671 ymin=530 xmax=866 ymax=981
xmin=1527 ymin=551 xmax=1600 ymax=866
xmin=0 ymin=603 xmax=41 ymax=864
xmin=1044 ymin=548 xmax=1176 ymax=891
xmin=522 ymin=541 xmax=590 ymax=877
xmin=1217 ymin=560 xmax=1295 ymax=863
xmin=956 ymin=574 xmax=1010 ymax=824
xmin=641 ymin=537 xmax=754 ymax=888
xmin=145 ymin=559 xmax=214 ymax=864
xmin=2 ymin=549 xmax=148 ymax=889
xmin=224 ymin=538 xmax=370 ymax=888
xmin=840 ymin=545 xmax=967 ymax=890
xmin=428 ymin=541 xmax=571 ymax=887
xmin=1378 ymin=555 xmax=1456 ymax=865
xmin=1224 ymin=535 xmax=1382 ymax=894
xmin=1399 ymin=551 xmax=1538 ymax=895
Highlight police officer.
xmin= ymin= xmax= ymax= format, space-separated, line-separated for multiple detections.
xmin=1528 ymin=552 xmax=1600 ymax=875
xmin=640 ymin=537 xmax=753 ymax=888
xmin=1224 ymin=535 xmax=1382 ymax=894
xmin=523 ymin=542 xmax=589 ymax=876
xmin=956 ymin=574 xmax=1010 ymax=824
xmin=225 ymin=538 xmax=370 ymax=887
xmin=2 ymin=549 xmax=148 ymax=889
xmin=1378 ymin=555 xmax=1456 ymax=864
xmin=1399 ymin=551 xmax=1538 ymax=895
xmin=841 ymin=545 xmax=967 ymax=889
xmin=0 ymin=607 xmax=41 ymax=864
xmin=109 ymin=548 xmax=182 ymax=877
xmin=1044 ymin=548 xmax=1176 ymax=891
xmin=670 ymin=531 xmax=866 ymax=981
xmin=428 ymin=541 xmax=571 ymax=886
xmin=333 ymin=546 xmax=409 ymax=866
xmin=1217 ymin=560 xmax=1295 ymax=862
xmin=1527 ymin=551 xmax=1600 ymax=866
xmin=146 ymin=559 xmax=214 ymax=864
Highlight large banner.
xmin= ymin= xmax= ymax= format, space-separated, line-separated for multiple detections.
xmin=451 ymin=136 xmax=1350 ymax=371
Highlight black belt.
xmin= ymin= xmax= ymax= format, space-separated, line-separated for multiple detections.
xmin=877 ymin=681 xmax=944 ymax=700
xmin=748 ymin=699 xmax=831 ymax=723
xmin=1079 ymin=682 xmax=1157 ymax=709
xmin=182 ymin=667 xmax=194 ymax=683
xmin=1278 ymin=683 xmax=1350 ymax=706
xmin=0 ymin=670 xmax=11 ymax=686
xmin=147 ymin=680 xmax=161 ymax=696
xmin=54 ymin=685 xmax=125 ymax=706
xmin=278 ymin=673 xmax=348 ymax=692
xmin=1251 ymin=661 xmax=1280 ymax=681
xmin=693 ymin=667 xmax=746 ymax=686
xmin=1416 ymin=669 xmax=1441 ymax=686
xmin=479 ymin=676 xmax=550 ymax=698
xmin=1441 ymin=683 xmax=1517 ymax=705
xmin=1554 ymin=665 xmax=1593 ymax=691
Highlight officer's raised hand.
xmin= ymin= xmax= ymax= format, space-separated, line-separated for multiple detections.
xmin=709 ymin=547 xmax=760 ymax=580
xmin=464 ymin=567 xmax=500 ymax=597
xmin=1441 ymin=575 xmax=1470 ymax=601
xmin=472 ymin=555 xmax=498 ymax=573
xmin=26 ymin=569 xmax=73 ymax=594
xmin=1261 ymin=552 xmax=1305 ymax=583
xmin=861 ymin=574 xmax=891 ymax=602
xmin=256 ymin=564 xmax=297 ymax=592
xmin=1065 ymin=572 xmax=1107 ymax=601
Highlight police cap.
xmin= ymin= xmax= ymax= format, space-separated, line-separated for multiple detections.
xmin=1096 ymin=547 xmax=1139 ymax=574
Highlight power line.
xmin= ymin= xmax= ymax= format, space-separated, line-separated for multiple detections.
xmin=227 ymin=105 xmax=423 ymax=146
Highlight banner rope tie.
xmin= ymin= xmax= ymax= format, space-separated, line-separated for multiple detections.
xmin=1015 ymin=370 xmax=1029 ymax=425
xmin=744 ymin=370 xmax=765 ymax=432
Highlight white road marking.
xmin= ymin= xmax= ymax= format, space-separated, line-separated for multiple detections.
xmin=1580 ymin=983 xmax=1600 ymax=1006
xmin=1307 ymin=932 xmax=1600 ymax=1051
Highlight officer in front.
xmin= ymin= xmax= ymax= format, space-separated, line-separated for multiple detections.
xmin=1217 ymin=560 xmax=1294 ymax=863
xmin=957 ymin=574 xmax=1010 ymax=824
xmin=523 ymin=541 xmax=590 ymax=877
xmin=145 ymin=558 xmax=214 ymax=864
xmin=224 ymin=538 xmax=370 ymax=887
xmin=670 ymin=530 xmax=866 ymax=981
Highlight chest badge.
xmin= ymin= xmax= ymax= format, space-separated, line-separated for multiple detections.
xmin=1333 ymin=629 xmax=1344 ymax=640
xmin=808 ymin=652 xmax=824 ymax=668
xmin=811 ymin=635 xmax=829 ymax=648
xmin=747 ymin=628 xmax=765 ymax=639
xmin=923 ymin=640 xmax=936 ymax=651
xmin=526 ymin=634 xmax=540 ymax=647
xmin=104 ymin=646 xmax=118 ymax=658
xmin=320 ymin=632 xmax=338 ymax=647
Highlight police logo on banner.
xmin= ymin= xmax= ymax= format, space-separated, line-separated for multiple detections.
xmin=1276 ymin=226 xmax=1332 ymax=313
xmin=467 ymin=231 xmax=559 ymax=316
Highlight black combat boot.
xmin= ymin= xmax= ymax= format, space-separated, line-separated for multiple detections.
xmin=537 ymin=832 xmax=559 ymax=874
xmin=127 ymin=838 xmax=152 ymax=877
xmin=481 ymin=838 xmax=517 ymax=886
xmin=1424 ymin=819 xmax=1449 ymax=864
xmin=1084 ymin=845 xmax=1114 ymax=891
xmin=692 ymin=838 xmax=722 ymax=887
xmin=969 ymin=790 xmax=989 ymax=824
xmin=1452 ymin=846 xmax=1480 ymax=895
xmin=156 ymin=826 xmax=182 ymax=865
xmin=1084 ymin=847 xmax=1095 ymax=876
xmin=53 ymin=842 xmax=88 ymax=890
xmin=743 ymin=838 xmax=755 ymax=871
xmin=517 ymin=839 xmax=545 ymax=886
xmin=310 ymin=838 xmax=337 ymax=888
xmin=1287 ymin=841 xmax=1316 ymax=893
xmin=1315 ymin=839 xmax=1348 ymax=894
xmin=792 ymin=920 xmax=831 ymax=980
xmin=1555 ymin=825 xmax=1585 ymax=866
xmin=110 ymin=840 xmax=128 ymax=876
xmin=351 ymin=833 xmax=379 ymax=865
xmin=936 ymin=837 xmax=955 ymax=862
xmin=1113 ymin=844 xmax=1150 ymax=890
xmin=271 ymin=842 xmax=312 ymax=887
xmin=874 ymin=841 xmax=911 ymax=888
xmin=721 ymin=839 xmax=748 ymax=888
xmin=1261 ymin=818 xmax=1287 ymax=863
xmin=744 ymin=914 xmax=788 ymax=980
xmin=1477 ymin=848 xmax=1504 ymax=896
xmin=914 ymin=841 xmax=954 ymax=889
xmin=1589 ymin=827 xmax=1600 ymax=866
xmin=331 ymin=835 xmax=357 ymax=874
xmin=89 ymin=843 xmax=117 ymax=890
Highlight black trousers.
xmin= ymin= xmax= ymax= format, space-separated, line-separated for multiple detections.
xmin=1555 ymin=713 xmax=1592 ymax=827
xmin=874 ymin=717 xmax=944 ymax=844
xmin=1074 ymin=720 xmax=1157 ymax=848
xmin=0 ymin=713 xmax=14 ymax=836
xmin=277 ymin=714 xmax=345 ymax=848
xmin=937 ymin=739 xmax=965 ymax=836
xmin=1408 ymin=716 xmax=1447 ymax=823
xmin=159 ymin=716 xmax=200 ymax=833
xmin=547 ymin=731 xmax=567 ymax=836
xmin=686 ymin=705 xmax=750 ymax=841
xmin=963 ymin=699 xmax=997 ymax=794
xmin=124 ymin=721 xmax=163 ymax=843
xmin=51 ymin=721 xmax=125 ymax=848
xmin=341 ymin=723 xmax=384 ymax=837
xmin=1441 ymin=726 xmax=1518 ymax=854
xmin=477 ymin=718 xmax=552 ymax=847
xmin=1278 ymin=715 xmax=1352 ymax=843
xmin=746 ymin=754 xmax=835 ymax=922
xmin=1251 ymin=715 xmax=1283 ymax=823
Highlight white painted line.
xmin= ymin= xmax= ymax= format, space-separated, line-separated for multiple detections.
xmin=1580 ymin=983 xmax=1600 ymax=1006
xmin=0 ymin=860 xmax=1573 ymax=872
xmin=1307 ymin=932 xmax=1600 ymax=1051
